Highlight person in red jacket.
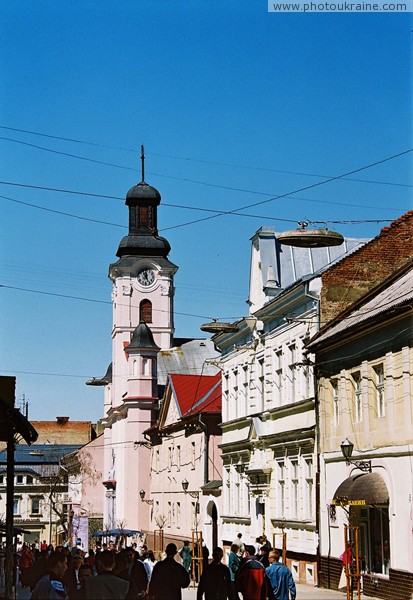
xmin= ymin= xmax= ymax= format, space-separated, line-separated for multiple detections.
xmin=235 ymin=545 xmax=267 ymax=600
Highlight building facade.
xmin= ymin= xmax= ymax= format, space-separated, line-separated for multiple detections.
xmin=145 ymin=372 xmax=222 ymax=553
xmin=307 ymin=213 xmax=413 ymax=600
xmin=0 ymin=443 xmax=82 ymax=546
xmin=213 ymin=227 xmax=365 ymax=584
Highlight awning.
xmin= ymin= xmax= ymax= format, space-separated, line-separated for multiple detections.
xmin=333 ymin=472 xmax=389 ymax=506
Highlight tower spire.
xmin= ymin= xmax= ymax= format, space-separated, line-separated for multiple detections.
xmin=141 ymin=144 xmax=145 ymax=183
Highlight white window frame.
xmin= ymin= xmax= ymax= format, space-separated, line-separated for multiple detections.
xmin=331 ymin=379 xmax=339 ymax=427
xmin=374 ymin=364 xmax=385 ymax=418
xmin=290 ymin=458 xmax=299 ymax=518
xmin=353 ymin=372 xmax=362 ymax=423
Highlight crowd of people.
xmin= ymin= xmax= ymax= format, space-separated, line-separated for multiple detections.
xmin=11 ymin=533 xmax=296 ymax=599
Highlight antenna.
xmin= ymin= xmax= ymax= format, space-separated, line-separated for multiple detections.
xmin=141 ymin=144 xmax=145 ymax=182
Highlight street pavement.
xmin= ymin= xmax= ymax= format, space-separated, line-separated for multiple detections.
xmin=13 ymin=579 xmax=382 ymax=600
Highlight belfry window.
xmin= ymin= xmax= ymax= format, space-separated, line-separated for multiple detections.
xmin=139 ymin=206 xmax=149 ymax=227
xmin=140 ymin=299 xmax=152 ymax=323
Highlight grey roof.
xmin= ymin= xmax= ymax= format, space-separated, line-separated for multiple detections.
xmin=126 ymin=181 xmax=161 ymax=202
xmin=251 ymin=227 xmax=367 ymax=298
xmin=125 ymin=322 xmax=160 ymax=353
xmin=0 ymin=445 xmax=81 ymax=481
xmin=0 ymin=444 xmax=82 ymax=466
xmin=157 ymin=339 xmax=219 ymax=386
xmin=309 ymin=267 xmax=413 ymax=347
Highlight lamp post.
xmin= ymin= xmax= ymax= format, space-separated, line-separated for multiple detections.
xmin=181 ymin=479 xmax=200 ymax=532
xmin=139 ymin=489 xmax=153 ymax=505
xmin=340 ymin=438 xmax=371 ymax=472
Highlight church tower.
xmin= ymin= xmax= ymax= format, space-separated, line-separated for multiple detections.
xmin=102 ymin=150 xmax=178 ymax=530
xmin=109 ymin=149 xmax=178 ymax=404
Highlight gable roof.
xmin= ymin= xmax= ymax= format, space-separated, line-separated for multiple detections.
xmin=169 ymin=372 xmax=222 ymax=418
xmin=308 ymin=260 xmax=413 ymax=350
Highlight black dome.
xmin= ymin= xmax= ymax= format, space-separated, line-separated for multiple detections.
xmin=126 ymin=181 xmax=161 ymax=203
xmin=116 ymin=234 xmax=171 ymax=258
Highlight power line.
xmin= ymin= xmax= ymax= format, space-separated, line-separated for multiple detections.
xmin=161 ymin=148 xmax=413 ymax=231
xmin=0 ymin=284 xmax=215 ymax=320
xmin=0 ymin=179 xmax=403 ymax=216
xmin=1 ymin=125 xmax=411 ymax=189
xmin=0 ymin=191 xmax=396 ymax=234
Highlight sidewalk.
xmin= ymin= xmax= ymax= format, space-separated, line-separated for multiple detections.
xmin=13 ymin=579 xmax=382 ymax=599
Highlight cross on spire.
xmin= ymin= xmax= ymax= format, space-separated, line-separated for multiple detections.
xmin=141 ymin=144 xmax=145 ymax=182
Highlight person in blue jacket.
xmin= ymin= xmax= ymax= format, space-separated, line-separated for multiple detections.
xmin=265 ymin=549 xmax=296 ymax=600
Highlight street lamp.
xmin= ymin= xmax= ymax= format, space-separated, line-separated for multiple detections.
xmin=181 ymin=479 xmax=199 ymax=499
xmin=340 ymin=438 xmax=371 ymax=472
xmin=139 ymin=489 xmax=153 ymax=505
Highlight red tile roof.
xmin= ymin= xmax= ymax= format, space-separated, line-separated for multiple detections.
xmin=169 ymin=372 xmax=221 ymax=417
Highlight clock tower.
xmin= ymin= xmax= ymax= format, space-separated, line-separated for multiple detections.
xmin=109 ymin=161 xmax=178 ymax=404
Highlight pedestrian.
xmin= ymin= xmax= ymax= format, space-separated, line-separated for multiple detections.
xmin=72 ymin=563 xmax=93 ymax=599
xmin=118 ymin=546 xmax=148 ymax=595
xmin=228 ymin=544 xmax=240 ymax=600
xmin=235 ymin=545 xmax=267 ymax=600
xmin=258 ymin=546 xmax=270 ymax=568
xmin=197 ymin=547 xmax=232 ymax=600
xmin=19 ymin=542 xmax=34 ymax=587
xmin=30 ymin=551 xmax=69 ymax=599
xmin=232 ymin=533 xmax=245 ymax=556
xmin=179 ymin=540 xmax=192 ymax=576
xmin=63 ymin=554 xmax=84 ymax=598
xmin=265 ymin=549 xmax=296 ymax=600
xmin=84 ymin=549 xmax=129 ymax=599
xmin=149 ymin=542 xmax=190 ymax=600
xmin=143 ymin=549 xmax=157 ymax=582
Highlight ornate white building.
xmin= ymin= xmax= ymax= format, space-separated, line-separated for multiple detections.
xmin=213 ymin=227 xmax=364 ymax=584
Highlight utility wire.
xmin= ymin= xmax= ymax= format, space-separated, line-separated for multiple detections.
xmin=0 ymin=192 xmax=393 ymax=231
xmin=1 ymin=125 xmax=411 ymax=189
xmin=161 ymin=148 xmax=413 ymax=231
xmin=0 ymin=180 xmax=403 ymax=216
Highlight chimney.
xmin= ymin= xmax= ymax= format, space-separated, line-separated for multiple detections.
xmin=56 ymin=416 xmax=69 ymax=425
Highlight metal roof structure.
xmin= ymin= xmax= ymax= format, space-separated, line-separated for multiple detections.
xmin=308 ymin=264 xmax=413 ymax=348
xmin=157 ymin=338 xmax=219 ymax=386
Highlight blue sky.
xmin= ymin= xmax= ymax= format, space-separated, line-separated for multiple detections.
xmin=0 ymin=1 xmax=411 ymax=422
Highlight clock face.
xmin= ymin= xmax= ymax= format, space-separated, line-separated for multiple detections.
xmin=137 ymin=268 xmax=155 ymax=287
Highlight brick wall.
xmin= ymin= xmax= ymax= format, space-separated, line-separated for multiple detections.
xmin=319 ymin=556 xmax=413 ymax=600
xmin=320 ymin=211 xmax=413 ymax=323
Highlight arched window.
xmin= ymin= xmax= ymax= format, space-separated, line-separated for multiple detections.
xmin=140 ymin=299 xmax=152 ymax=323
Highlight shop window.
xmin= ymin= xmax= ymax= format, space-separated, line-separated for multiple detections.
xmin=140 ymin=299 xmax=152 ymax=323
xmin=370 ymin=507 xmax=390 ymax=575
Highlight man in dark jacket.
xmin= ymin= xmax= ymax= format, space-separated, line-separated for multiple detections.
xmin=149 ymin=543 xmax=190 ymax=600
xmin=235 ymin=545 xmax=267 ymax=600
xmin=197 ymin=547 xmax=231 ymax=600
xmin=118 ymin=546 xmax=148 ymax=595
xmin=84 ymin=550 xmax=129 ymax=599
